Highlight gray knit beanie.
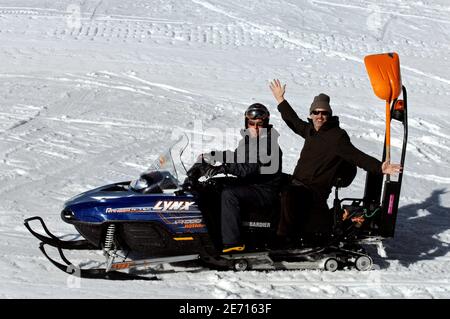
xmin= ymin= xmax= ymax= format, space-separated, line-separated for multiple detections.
xmin=310 ymin=93 xmax=332 ymax=114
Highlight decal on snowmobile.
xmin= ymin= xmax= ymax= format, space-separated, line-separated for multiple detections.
xmin=243 ymin=221 xmax=271 ymax=228
xmin=106 ymin=207 xmax=152 ymax=213
xmin=153 ymin=200 xmax=196 ymax=211
xmin=183 ymin=223 xmax=206 ymax=229
xmin=104 ymin=202 xmax=198 ymax=214
xmin=388 ymin=194 xmax=395 ymax=215
xmin=172 ymin=218 xmax=203 ymax=225
xmin=173 ymin=237 xmax=194 ymax=241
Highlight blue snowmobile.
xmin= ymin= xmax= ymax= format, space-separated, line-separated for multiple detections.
xmin=24 ymin=53 xmax=408 ymax=280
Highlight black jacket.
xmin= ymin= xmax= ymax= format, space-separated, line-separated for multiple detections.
xmin=278 ymin=100 xmax=382 ymax=200
xmin=211 ymin=125 xmax=283 ymax=196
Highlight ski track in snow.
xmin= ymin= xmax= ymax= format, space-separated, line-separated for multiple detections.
xmin=0 ymin=0 xmax=449 ymax=298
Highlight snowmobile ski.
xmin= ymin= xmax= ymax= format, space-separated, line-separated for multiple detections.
xmin=39 ymin=243 xmax=159 ymax=280
xmin=24 ymin=216 xmax=98 ymax=250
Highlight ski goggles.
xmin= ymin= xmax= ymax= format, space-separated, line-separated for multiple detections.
xmin=247 ymin=120 xmax=265 ymax=127
xmin=245 ymin=109 xmax=269 ymax=120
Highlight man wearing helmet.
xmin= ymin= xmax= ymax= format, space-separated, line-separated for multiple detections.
xmin=197 ymin=103 xmax=283 ymax=253
xmin=269 ymin=79 xmax=402 ymax=243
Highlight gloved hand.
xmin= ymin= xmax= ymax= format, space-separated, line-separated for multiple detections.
xmin=186 ymin=162 xmax=204 ymax=180
xmin=197 ymin=152 xmax=216 ymax=165
xmin=204 ymin=165 xmax=225 ymax=179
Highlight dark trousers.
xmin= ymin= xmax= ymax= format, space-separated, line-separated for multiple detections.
xmin=277 ymin=183 xmax=330 ymax=238
xmin=221 ymin=185 xmax=268 ymax=245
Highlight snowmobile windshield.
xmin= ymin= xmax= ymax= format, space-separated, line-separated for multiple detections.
xmin=130 ymin=135 xmax=189 ymax=193
xmin=130 ymin=170 xmax=179 ymax=193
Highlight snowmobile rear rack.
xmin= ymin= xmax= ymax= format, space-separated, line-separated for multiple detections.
xmin=24 ymin=216 xmax=98 ymax=250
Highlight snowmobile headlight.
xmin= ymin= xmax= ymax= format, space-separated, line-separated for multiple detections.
xmin=61 ymin=208 xmax=75 ymax=221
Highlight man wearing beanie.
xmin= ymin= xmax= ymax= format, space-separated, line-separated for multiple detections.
xmin=269 ymin=79 xmax=401 ymax=242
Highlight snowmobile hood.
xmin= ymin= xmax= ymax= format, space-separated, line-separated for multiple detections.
xmin=61 ymin=181 xmax=202 ymax=226
xmin=63 ymin=181 xmax=133 ymax=207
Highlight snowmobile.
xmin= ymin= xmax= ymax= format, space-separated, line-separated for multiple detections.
xmin=24 ymin=53 xmax=408 ymax=279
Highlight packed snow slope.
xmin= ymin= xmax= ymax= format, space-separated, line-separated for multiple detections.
xmin=0 ymin=0 xmax=449 ymax=298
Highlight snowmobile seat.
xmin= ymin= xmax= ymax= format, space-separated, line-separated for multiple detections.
xmin=241 ymin=197 xmax=280 ymax=232
xmin=333 ymin=160 xmax=357 ymax=190
xmin=240 ymin=173 xmax=289 ymax=233
xmin=331 ymin=160 xmax=357 ymax=221
xmin=239 ymin=162 xmax=358 ymax=241
xmin=294 ymin=161 xmax=357 ymax=243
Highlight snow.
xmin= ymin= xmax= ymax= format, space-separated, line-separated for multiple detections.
xmin=0 ymin=0 xmax=449 ymax=298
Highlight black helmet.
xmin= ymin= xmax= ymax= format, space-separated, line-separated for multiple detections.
xmin=244 ymin=103 xmax=270 ymax=128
